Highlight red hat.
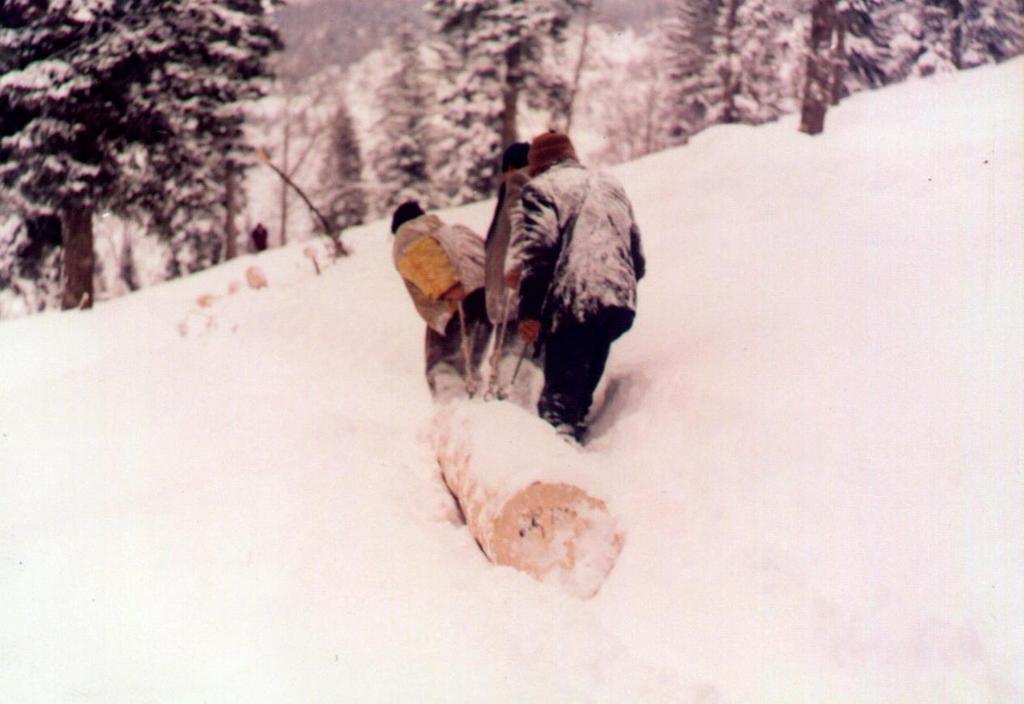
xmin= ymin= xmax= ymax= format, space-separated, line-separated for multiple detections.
xmin=528 ymin=131 xmax=578 ymax=176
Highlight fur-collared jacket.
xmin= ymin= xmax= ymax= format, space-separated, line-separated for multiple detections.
xmin=393 ymin=214 xmax=485 ymax=335
xmin=507 ymin=159 xmax=645 ymax=334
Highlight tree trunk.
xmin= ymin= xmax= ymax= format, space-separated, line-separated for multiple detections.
xmin=950 ymin=1 xmax=965 ymax=70
xmin=800 ymin=0 xmax=837 ymax=135
xmin=433 ymin=405 xmax=624 ymax=599
xmin=642 ymin=81 xmax=659 ymax=154
xmin=720 ymin=0 xmax=742 ymax=124
xmin=257 ymin=148 xmax=349 ymax=257
xmin=224 ymin=167 xmax=238 ymax=261
xmin=500 ymin=82 xmax=519 ymax=150
xmin=120 ymin=230 xmax=138 ymax=292
xmin=564 ymin=0 xmax=595 ymax=134
xmin=61 ymin=205 xmax=94 ymax=310
xmin=831 ymin=13 xmax=847 ymax=106
xmin=500 ymin=44 xmax=523 ymax=152
xmin=279 ymin=106 xmax=291 ymax=247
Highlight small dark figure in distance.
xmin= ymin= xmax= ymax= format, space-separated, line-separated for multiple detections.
xmin=506 ymin=131 xmax=645 ymax=443
xmin=250 ymin=223 xmax=269 ymax=253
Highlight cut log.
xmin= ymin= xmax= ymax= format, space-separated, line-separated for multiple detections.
xmin=245 ymin=265 xmax=268 ymax=290
xmin=433 ymin=402 xmax=624 ymax=599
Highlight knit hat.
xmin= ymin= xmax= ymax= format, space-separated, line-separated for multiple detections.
xmin=527 ymin=131 xmax=577 ymax=176
xmin=501 ymin=142 xmax=531 ymax=173
xmin=391 ymin=200 xmax=425 ymax=234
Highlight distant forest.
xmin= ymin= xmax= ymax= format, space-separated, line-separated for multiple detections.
xmin=276 ymin=0 xmax=670 ymax=77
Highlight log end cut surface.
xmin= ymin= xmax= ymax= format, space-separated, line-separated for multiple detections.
xmin=433 ymin=402 xmax=625 ymax=599
xmin=492 ymin=481 xmax=624 ymax=599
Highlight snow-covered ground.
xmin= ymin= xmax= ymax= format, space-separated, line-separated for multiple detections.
xmin=1 ymin=60 xmax=1022 ymax=702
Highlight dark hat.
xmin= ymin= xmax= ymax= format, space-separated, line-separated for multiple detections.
xmin=391 ymin=200 xmax=425 ymax=234
xmin=501 ymin=142 xmax=531 ymax=173
xmin=528 ymin=131 xmax=577 ymax=177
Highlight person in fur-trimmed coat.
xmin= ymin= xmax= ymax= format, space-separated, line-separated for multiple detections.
xmin=482 ymin=141 xmax=541 ymax=403
xmin=391 ymin=201 xmax=492 ymax=400
xmin=506 ymin=131 xmax=645 ymax=442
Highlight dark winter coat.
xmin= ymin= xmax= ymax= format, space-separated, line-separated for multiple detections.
xmin=507 ymin=159 xmax=645 ymax=335
xmin=484 ymin=168 xmax=529 ymax=324
xmin=250 ymin=224 xmax=268 ymax=252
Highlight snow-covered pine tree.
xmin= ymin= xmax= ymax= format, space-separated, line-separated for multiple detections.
xmin=833 ymin=0 xmax=900 ymax=100
xmin=608 ymin=50 xmax=669 ymax=162
xmin=587 ymin=28 xmax=670 ymax=164
xmin=707 ymin=0 xmax=743 ymax=124
xmin=733 ymin=0 xmax=802 ymax=124
xmin=881 ymin=0 xmax=1021 ymax=82
xmin=430 ymin=42 xmax=504 ymax=204
xmin=662 ymin=0 xmax=801 ymax=139
xmin=563 ymin=0 xmax=596 ymax=133
xmin=425 ymin=0 xmax=580 ymax=204
xmin=318 ymin=101 xmax=367 ymax=234
xmin=429 ymin=35 xmax=503 ymax=203
xmin=0 ymin=216 xmax=63 ymax=317
xmin=114 ymin=0 xmax=281 ymax=276
xmin=0 ymin=0 xmax=280 ymax=309
xmin=958 ymin=0 xmax=1024 ymax=68
xmin=660 ymin=0 xmax=718 ymax=144
xmin=1 ymin=3 xmax=104 ymax=309
xmin=369 ymin=22 xmax=438 ymax=215
xmin=867 ymin=1 xmax=927 ymax=82
xmin=911 ymin=0 xmax=964 ymax=75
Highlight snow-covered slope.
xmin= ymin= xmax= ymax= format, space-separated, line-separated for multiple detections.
xmin=1 ymin=60 xmax=1021 ymax=702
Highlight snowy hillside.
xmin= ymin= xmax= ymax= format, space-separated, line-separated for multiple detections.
xmin=1 ymin=60 xmax=1021 ymax=702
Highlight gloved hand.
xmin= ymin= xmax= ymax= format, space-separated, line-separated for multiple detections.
xmin=505 ymin=269 xmax=521 ymax=289
xmin=441 ymin=283 xmax=466 ymax=302
xmin=518 ymin=319 xmax=541 ymax=344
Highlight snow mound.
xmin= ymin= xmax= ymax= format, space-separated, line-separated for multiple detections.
xmin=0 ymin=59 xmax=1021 ymax=702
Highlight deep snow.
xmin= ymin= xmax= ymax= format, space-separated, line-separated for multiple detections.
xmin=1 ymin=60 xmax=1022 ymax=702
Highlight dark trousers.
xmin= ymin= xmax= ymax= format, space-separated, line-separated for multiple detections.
xmin=425 ymin=287 xmax=492 ymax=399
xmin=538 ymin=307 xmax=634 ymax=439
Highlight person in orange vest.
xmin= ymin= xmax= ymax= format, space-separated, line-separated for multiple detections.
xmin=391 ymin=201 xmax=492 ymax=400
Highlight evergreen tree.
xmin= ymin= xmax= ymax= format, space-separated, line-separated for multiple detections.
xmin=959 ymin=0 xmax=1024 ymax=68
xmin=0 ymin=216 xmax=62 ymax=317
xmin=733 ymin=0 xmax=801 ymax=123
xmin=833 ymin=0 xmax=900 ymax=99
xmin=708 ymin=0 xmax=743 ymax=124
xmin=595 ymin=33 xmax=670 ymax=163
xmin=660 ymin=0 xmax=718 ymax=144
xmin=425 ymin=0 xmax=580 ymax=204
xmin=318 ymin=101 xmax=367 ymax=234
xmin=662 ymin=0 xmax=800 ymax=140
xmin=563 ymin=0 xmax=597 ymax=133
xmin=369 ymin=22 xmax=438 ymax=214
xmin=912 ymin=0 xmax=963 ymax=75
xmin=431 ymin=37 xmax=504 ymax=203
xmin=0 ymin=0 xmax=281 ymax=309
xmin=882 ymin=0 xmax=1021 ymax=80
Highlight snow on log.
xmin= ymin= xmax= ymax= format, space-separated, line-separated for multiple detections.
xmin=433 ymin=402 xmax=624 ymax=599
